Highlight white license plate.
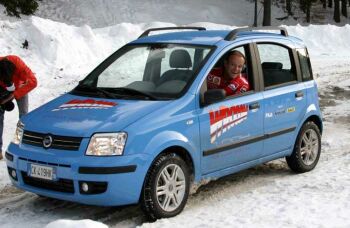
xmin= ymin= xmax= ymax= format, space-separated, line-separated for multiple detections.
xmin=30 ymin=164 xmax=54 ymax=181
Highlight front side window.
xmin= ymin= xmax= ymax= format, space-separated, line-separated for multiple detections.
xmin=205 ymin=45 xmax=253 ymax=98
xmin=73 ymin=44 xmax=213 ymax=100
xmin=257 ymin=43 xmax=297 ymax=88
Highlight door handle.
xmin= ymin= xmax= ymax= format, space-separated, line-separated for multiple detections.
xmin=295 ymin=91 xmax=304 ymax=98
xmin=249 ymin=102 xmax=260 ymax=110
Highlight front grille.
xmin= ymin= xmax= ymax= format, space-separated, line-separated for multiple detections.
xmin=22 ymin=130 xmax=83 ymax=151
xmin=22 ymin=172 xmax=75 ymax=193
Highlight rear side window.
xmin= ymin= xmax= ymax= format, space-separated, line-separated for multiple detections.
xmin=160 ymin=47 xmax=194 ymax=75
xmin=257 ymin=43 xmax=297 ymax=88
xmin=297 ymin=48 xmax=313 ymax=81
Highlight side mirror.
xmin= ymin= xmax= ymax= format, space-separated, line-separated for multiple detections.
xmin=202 ymin=89 xmax=226 ymax=106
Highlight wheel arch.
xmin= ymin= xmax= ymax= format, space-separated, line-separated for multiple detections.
xmin=303 ymin=114 xmax=323 ymax=134
xmin=148 ymin=146 xmax=195 ymax=183
xmin=288 ymin=114 xmax=322 ymax=157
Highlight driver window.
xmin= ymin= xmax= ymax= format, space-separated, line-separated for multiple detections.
xmin=206 ymin=45 xmax=252 ymax=98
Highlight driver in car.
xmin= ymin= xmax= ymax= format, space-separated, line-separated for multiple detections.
xmin=207 ymin=50 xmax=249 ymax=96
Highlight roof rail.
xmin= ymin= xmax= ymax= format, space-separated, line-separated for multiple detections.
xmin=138 ymin=27 xmax=206 ymax=38
xmin=224 ymin=26 xmax=288 ymax=41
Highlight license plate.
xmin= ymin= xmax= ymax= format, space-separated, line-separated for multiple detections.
xmin=29 ymin=164 xmax=54 ymax=181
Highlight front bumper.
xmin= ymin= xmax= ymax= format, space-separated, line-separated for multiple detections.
xmin=6 ymin=143 xmax=151 ymax=206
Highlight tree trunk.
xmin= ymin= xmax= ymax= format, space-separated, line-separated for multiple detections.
xmin=328 ymin=0 xmax=333 ymax=8
xmin=254 ymin=0 xmax=258 ymax=27
xmin=263 ymin=0 xmax=271 ymax=26
xmin=341 ymin=0 xmax=347 ymax=17
xmin=334 ymin=0 xmax=341 ymax=22
xmin=300 ymin=0 xmax=305 ymax=11
xmin=306 ymin=2 xmax=311 ymax=23
xmin=286 ymin=0 xmax=293 ymax=15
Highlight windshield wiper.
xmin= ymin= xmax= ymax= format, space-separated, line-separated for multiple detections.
xmin=73 ymin=84 xmax=121 ymax=99
xmin=108 ymin=87 xmax=157 ymax=100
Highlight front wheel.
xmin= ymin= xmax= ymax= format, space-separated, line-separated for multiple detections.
xmin=141 ymin=153 xmax=190 ymax=221
xmin=286 ymin=121 xmax=321 ymax=173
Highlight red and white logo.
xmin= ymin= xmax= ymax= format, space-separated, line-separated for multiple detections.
xmin=209 ymin=104 xmax=248 ymax=143
xmin=212 ymin=76 xmax=221 ymax=85
xmin=52 ymin=99 xmax=117 ymax=111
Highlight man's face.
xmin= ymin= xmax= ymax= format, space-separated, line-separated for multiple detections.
xmin=224 ymin=54 xmax=245 ymax=79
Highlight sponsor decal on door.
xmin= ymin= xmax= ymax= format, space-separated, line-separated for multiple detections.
xmin=209 ymin=104 xmax=248 ymax=143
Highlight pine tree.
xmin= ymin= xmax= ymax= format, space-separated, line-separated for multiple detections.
xmin=0 ymin=0 xmax=39 ymax=18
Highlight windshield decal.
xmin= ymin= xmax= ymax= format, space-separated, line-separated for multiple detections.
xmin=209 ymin=104 xmax=248 ymax=143
xmin=52 ymin=99 xmax=117 ymax=111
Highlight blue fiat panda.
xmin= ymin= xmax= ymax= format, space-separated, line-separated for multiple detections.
xmin=6 ymin=27 xmax=322 ymax=220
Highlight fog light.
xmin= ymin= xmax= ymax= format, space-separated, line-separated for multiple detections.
xmin=81 ymin=182 xmax=89 ymax=192
xmin=79 ymin=181 xmax=108 ymax=194
xmin=11 ymin=170 xmax=17 ymax=179
xmin=7 ymin=167 xmax=18 ymax=181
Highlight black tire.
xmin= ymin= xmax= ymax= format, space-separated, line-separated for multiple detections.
xmin=141 ymin=153 xmax=190 ymax=221
xmin=286 ymin=121 xmax=321 ymax=173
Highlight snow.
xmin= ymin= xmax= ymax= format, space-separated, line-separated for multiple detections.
xmin=45 ymin=219 xmax=108 ymax=228
xmin=0 ymin=1 xmax=350 ymax=228
xmin=30 ymin=0 xmax=291 ymax=28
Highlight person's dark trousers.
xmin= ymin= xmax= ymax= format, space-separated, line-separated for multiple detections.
xmin=16 ymin=94 xmax=29 ymax=118
xmin=0 ymin=109 xmax=4 ymax=156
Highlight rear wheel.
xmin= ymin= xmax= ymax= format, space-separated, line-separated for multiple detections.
xmin=141 ymin=153 xmax=190 ymax=221
xmin=286 ymin=121 xmax=321 ymax=173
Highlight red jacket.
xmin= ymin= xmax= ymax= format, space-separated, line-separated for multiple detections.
xmin=0 ymin=55 xmax=37 ymax=99
xmin=207 ymin=68 xmax=249 ymax=96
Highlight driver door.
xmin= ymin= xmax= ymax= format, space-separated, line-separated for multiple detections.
xmin=199 ymin=44 xmax=264 ymax=174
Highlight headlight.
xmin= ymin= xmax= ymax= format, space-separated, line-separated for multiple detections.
xmin=12 ymin=121 xmax=24 ymax=145
xmin=86 ymin=132 xmax=127 ymax=156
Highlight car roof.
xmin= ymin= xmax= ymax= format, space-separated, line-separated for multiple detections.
xmin=130 ymin=28 xmax=304 ymax=47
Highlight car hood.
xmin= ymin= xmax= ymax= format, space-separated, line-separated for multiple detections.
xmin=22 ymin=94 xmax=170 ymax=137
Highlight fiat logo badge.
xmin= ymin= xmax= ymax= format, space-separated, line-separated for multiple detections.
xmin=43 ymin=135 xmax=53 ymax=148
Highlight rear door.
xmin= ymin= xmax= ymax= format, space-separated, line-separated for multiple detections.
xmin=255 ymin=42 xmax=307 ymax=157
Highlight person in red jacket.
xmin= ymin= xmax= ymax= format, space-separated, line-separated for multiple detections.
xmin=0 ymin=55 xmax=37 ymax=159
xmin=207 ymin=50 xmax=249 ymax=96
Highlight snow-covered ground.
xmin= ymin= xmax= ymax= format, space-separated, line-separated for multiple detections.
xmin=0 ymin=1 xmax=350 ymax=227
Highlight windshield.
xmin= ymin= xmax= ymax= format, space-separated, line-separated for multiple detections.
xmin=71 ymin=44 xmax=213 ymax=100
